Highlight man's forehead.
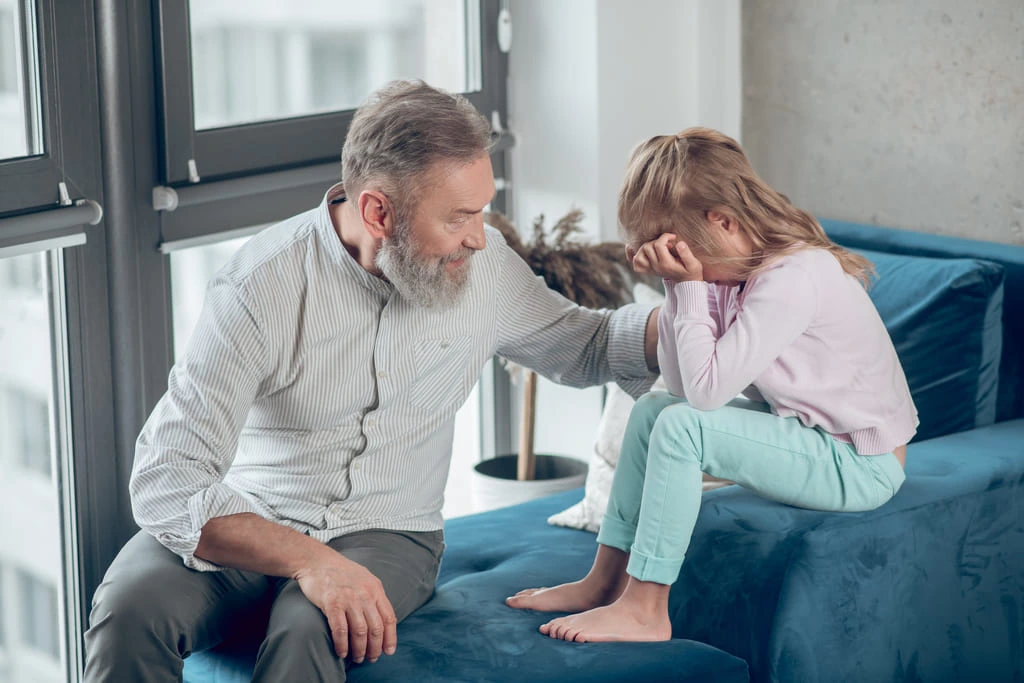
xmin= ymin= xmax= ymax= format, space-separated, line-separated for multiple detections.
xmin=427 ymin=156 xmax=495 ymax=208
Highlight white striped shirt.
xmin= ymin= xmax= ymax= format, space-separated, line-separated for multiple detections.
xmin=131 ymin=184 xmax=657 ymax=571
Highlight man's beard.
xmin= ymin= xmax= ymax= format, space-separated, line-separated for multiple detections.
xmin=375 ymin=223 xmax=474 ymax=308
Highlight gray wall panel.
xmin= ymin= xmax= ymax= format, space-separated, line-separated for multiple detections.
xmin=742 ymin=1 xmax=1024 ymax=244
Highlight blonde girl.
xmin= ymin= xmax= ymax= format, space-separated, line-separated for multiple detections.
xmin=507 ymin=127 xmax=917 ymax=643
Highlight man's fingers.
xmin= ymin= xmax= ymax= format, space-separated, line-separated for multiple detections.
xmin=380 ymin=598 xmax=398 ymax=656
xmin=346 ymin=605 xmax=369 ymax=664
xmin=364 ymin=604 xmax=385 ymax=663
xmin=327 ymin=610 xmax=349 ymax=659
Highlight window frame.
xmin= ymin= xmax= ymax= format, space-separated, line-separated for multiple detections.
xmin=0 ymin=0 xmax=85 ymax=217
xmin=155 ymin=0 xmax=509 ymax=187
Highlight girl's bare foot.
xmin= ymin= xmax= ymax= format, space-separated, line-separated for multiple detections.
xmin=505 ymin=576 xmax=625 ymax=613
xmin=506 ymin=545 xmax=629 ymax=612
xmin=539 ymin=600 xmax=672 ymax=643
xmin=539 ymin=578 xmax=672 ymax=642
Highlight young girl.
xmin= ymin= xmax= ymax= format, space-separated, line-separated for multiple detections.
xmin=506 ymin=127 xmax=918 ymax=643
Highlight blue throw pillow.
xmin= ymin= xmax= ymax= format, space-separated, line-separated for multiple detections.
xmin=856 ymin=249 xmax=1004 ymax=442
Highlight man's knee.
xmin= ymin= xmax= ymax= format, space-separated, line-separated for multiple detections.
xmin=255 ymin=586 xmax=345 ymax=680
xmin=88 ymin=533 xmax=214 ymax=647
xmin=263 ymin=585 xmax=333 ymax=652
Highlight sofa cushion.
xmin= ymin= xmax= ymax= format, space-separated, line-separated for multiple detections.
xmin=674 ymin=418 xmax=1024 ymax=682
xmin=857 ymin=248 xmax=1004 ymax=441
xmin=824 ymin=219 xmax=1024 ymax=423
xmin=183 ymin=498 xmax=750 ymax=683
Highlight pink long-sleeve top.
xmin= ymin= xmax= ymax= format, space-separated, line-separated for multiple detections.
xmin=657 ymin=248 xmax=918 ymax=456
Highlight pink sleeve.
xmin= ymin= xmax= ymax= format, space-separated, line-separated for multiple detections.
xmin=667 ymin=264 xmax=817 ymax=410
xmin=657 ymin=280 xmax=721 ymax=398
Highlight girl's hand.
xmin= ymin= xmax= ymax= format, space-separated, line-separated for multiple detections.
xmin=628 ymin=233 xmax=704 ymax=282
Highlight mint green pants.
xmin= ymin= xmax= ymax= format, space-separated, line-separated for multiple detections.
xmin=596 ymin=392 xmax=906 ymax=585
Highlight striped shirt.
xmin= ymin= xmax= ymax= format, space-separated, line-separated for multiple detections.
xmin=131 ymin=184 xmax=657 ymax=571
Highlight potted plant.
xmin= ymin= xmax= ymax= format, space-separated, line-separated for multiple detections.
xmin=470 ymin=209 xmax=642 ymax=511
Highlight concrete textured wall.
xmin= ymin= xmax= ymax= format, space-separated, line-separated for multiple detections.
xmin=742 ymin=1 xmax=1024 ymax=245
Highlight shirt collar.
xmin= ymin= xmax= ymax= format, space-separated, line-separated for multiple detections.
xmin=315 ymin=182 xmax=393 ymax=296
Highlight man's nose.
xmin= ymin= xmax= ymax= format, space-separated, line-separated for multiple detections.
xmin=463 ymin=214 xmax=487 ymax=251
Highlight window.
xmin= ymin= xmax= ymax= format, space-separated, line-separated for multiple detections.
xmin=0 ymin=251 xmax=41 ymax=289
xmin=189 ymin=1 xmax=474 ymax=131
xmin=0 ymin=0 xmax=96 ymax=218
xmin=157 ymin=0 xmax=504 ymax=185
xmin=0 ymin=3 xmax=506 ymax=680
xmin=0 ymin=250 xmax=69 ymax=683
xmin=0 ymin=7 xmax=17 ymax=93
xmin=0 ymin=0 xmax=42 ymax=161
xmin=16 ymin=569 xmax=59 ymax=660
xmin=169 ymin=234 xmax=254 ymax=359
xmin=2 ymin=388 xmax=52 ymax=479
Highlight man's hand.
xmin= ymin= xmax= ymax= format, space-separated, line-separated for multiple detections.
xmin=295 ymin=553 xmax=398 ymax=664
xmin=195 ymin=513 xmax=399 ymax=665
xmin=628 ymin=233 xmax=704 ymax=283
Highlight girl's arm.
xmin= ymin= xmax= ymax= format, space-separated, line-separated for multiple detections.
xmin=669 ymin=262 xmax=817 ymax=410
xmin=658 ymin=280 xmax=722 ymax=398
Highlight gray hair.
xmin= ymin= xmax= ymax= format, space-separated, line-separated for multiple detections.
xmin=341 ymin=80 xmax=495 ymax=223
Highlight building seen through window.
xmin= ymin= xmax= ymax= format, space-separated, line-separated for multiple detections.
xmin=0 ymin=0 xmax=42 ymax=160
xmin=189 ymin=0 xmax=474 ymax=129
xmin=0 ymin=253 xmax=64 ymax=683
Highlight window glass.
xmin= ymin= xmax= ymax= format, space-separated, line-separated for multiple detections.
xmin=16 ymin=569 xmax=59 ymax=660
xmin=189 ymin=0 xmax=477 ymax=129
xmin=0 ymin=0 xmax=43 ymax=160
xmin=169 ymin=235 xmax=252 ymax=359
xmin=0 ymin=252 xmax=66 ymax=683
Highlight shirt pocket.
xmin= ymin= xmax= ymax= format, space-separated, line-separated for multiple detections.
xmin=408 ymin=336 xmax=477 ymax=415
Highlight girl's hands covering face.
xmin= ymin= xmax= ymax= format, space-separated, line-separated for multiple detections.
xmin=627 ymin=233 xmax=704 ymax=283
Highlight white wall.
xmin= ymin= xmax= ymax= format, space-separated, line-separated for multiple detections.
xmin=507 ymin=0 xmax=741 ymax=460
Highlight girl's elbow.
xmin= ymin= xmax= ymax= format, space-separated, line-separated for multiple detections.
xmin=683 ymin=388 xmax=729 ymax=412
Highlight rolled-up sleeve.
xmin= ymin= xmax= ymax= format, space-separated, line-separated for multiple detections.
xmin=494 ymin=237 xmax=657 ymax=398
xmin=130 ymin=275 xmax=269 ymax=571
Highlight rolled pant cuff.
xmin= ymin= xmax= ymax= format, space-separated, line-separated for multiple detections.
xmin=596 ymin=514 xmax=637 ymax=553
xmin=626 ymin=547 xmax=684 ymax=585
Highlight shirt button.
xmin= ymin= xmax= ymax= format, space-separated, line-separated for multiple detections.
xmin=377 ymin=370 xmax=389 ymax=380
xmin=353 ymin=462 xmax=363 ymax=471
xmin=365 ymin=417 xmax=376 ymax=428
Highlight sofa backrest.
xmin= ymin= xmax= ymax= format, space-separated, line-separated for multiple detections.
xmin=822 ymin=219 xmax=1024 ymax=424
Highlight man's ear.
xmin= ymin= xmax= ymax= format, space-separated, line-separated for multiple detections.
xmin=357 ymin=190 xmax=394 ymax=240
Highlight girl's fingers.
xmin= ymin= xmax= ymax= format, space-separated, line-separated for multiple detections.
xmin=632 ymin=250 xmax=651 ymax=273
xmin=674 ymin=241 xmax=701 ymax=270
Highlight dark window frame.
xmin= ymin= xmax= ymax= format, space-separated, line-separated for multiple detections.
xmin=0 ymin=0 xmax=87 ymax=218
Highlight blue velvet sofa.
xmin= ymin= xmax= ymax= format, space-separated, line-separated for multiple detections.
xmin=184 ymin=222 xmax=1024 ymax=682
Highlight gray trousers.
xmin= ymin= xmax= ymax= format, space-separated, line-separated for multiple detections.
xmin=83 ymin=528 xmax=445 ymax=683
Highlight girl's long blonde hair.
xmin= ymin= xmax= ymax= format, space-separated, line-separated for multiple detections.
xmin=617 ymin=127 xmax=873 ymax=286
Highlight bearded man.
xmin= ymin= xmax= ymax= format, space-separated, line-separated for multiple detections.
xmin=83 ymin=80 xmax=660 ymax=683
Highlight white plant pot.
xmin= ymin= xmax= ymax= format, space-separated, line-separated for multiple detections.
xmin=470 ymin=453 xmax=587 ymax=514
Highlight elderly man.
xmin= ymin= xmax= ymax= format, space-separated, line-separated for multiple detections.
xmin=84 ymin=80 xmax=659 ymax=682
